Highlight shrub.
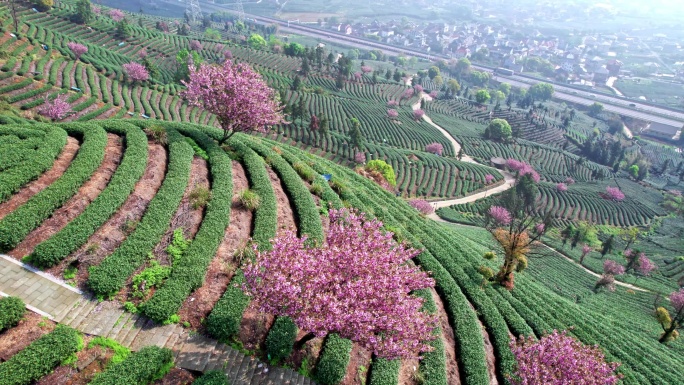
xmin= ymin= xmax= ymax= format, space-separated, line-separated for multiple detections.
xmin=365 ymin=160 xmax=396 ymax=187
xmin=193 ymin=371 xmax=229 ymax=385
xmin=316 ymin=334 xmax=353 ymax=385
xmin=89 ymin=346 xmax=173 ymax=385
xmin=0 ymin=325 xmax=82 ymax=385
xmin=368 ymin=357 xmax=400 ymax=385
xmin=206 ymin=270 xmax=249 ymax=341
xmin=0 ymin=296 xmax=25 ymax=331
xmin=189 ymin=186 xmax=211 ymax=209
xmin=238 ymin=188 xmax=260 ymax=211
xmin=266 ymin=316 xmax=297 ymax=363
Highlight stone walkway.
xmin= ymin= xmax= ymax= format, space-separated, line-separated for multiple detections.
xmin=0 ymin=254 xmax=314 ymax=385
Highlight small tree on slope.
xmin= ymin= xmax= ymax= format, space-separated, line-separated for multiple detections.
xmin=656 ymin=288 xmax=684 ymax=343
xmin=243 ymin=208 xmax=437 ymax=359
xmin=182 ymin=60 xmax=284 ymax=145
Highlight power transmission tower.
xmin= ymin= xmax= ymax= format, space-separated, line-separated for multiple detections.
xmin=186 ymin=0 xmax=203 ymax=24
xmin=234 ymin=0 xmax=245 ymax=22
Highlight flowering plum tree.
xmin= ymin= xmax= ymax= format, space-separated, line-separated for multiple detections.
xmin=506 ymin=159 xmax=540 ymax=183
xmin=39 ymin=94 xmax=71 ymax=121
xmin=243 ymin=208 xmax=437 ymax=359
xmin=182 ymin=60 xmax=284 ymax=144
xmin=594 ymin=260 xmax=625 ymax=292
xmin=429 ymin=90 xmax=438 ymax=98
xmin=67 ymin=42 xmax=88 ymax=60
xmin=413 ymin=109 xmax=425 ymax=121
xmin=354 ymin=152 xmax=366 ymax=164
xmin=509 ymin=330 xmax=622 ymax=385
xmin=402 ymin=88 xmax=414 ymax=100
xmin=485 ymin=174 xmax=495 ymax=184
xmin=425 ymin=142 xmax=443 ymax=155
xmin=565 ymin=177 xmax=575 ymax=184
xmin=556 ymin=183 xmax=568 ymax=192
xmin=413 ymin=84 xmax=423 ymax=93
xmin=636 ymin=255 xmax=657 ymax=277
xmin=605 ymin=186 xmax=625 ymax=201
xmin=122 ymin=62 xmax=149 ymax=83
xmin=190 ymin=40 xmax=202 ymax=51
xmin=108 ymin=9 xmax=124 ymax=22
xmin=488 ymin=206 xmax=512 ymax=225
xmin=409 ymin=199 xmax=434 ymax=215
xmin=656 ymin=288 xmax=684 ymax=343
xmin=387 ymin=109 xmax=399 ymax=119
xmin=580 ymin=244 xmax=592 ymax=264
xmin=361 ymin=65 xmax=372 ymax=74
xmin=387 ymin=100 xmax=398 ymax=107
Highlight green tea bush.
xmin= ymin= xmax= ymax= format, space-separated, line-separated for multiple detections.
xmin=266 ymin=316 xmax=297 ymax=362
xmin=316 ymin=334 xmax=353 ymax=385
xmin=89 ymin=346 xmax=173 ymax=385
xmin=0 ymin=296 xmax=25 ymax=332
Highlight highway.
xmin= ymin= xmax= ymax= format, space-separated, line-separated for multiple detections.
xmin=177 ymin=0 xmax=684 ymax=127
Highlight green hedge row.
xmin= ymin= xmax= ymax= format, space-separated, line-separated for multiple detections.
xmin=0 ymin=296 xmax=25 ymax=332
xmin=316 ymin=333 xmax=353 ymax=385
xmin=193 ymin=370 xmax=229 ymax=385
xmin=0 ymin=129 xmax=44 ymax=172
xmin=277 ymin=146 xmax=344 ymax=210
xmin=0 ymin=125 xmax=67 ymax=202
xmin=244 ymin=138 xmax=324 ymax=243
xmin=28 ymin=122 xmax=148 ymax=268
xmin=368 ymin=358 xmax=400 ymax=385
xmin=6 ymin=83 xmax=53 ymax=104
xmin=142 ymin=128 xmax=233 ymax=323
xmin=414 ymin=288 xmax=447 ymax=385
xmin=266 ymin=316 xmax=297 ymax=362
xmin=0 ymin=77 xmax=31 ymax=93
xmin=0 ymin=123 xmax=107 ymax=252
xmin=0 ymin=325 xmax=82 ymax=385
xmin=89 ymin=346 xmax=173 ymax=385
xmin=206 ymin=269 xmax=250 ymax=341
xmin=88 ymin=128 xmax=193 ymax=298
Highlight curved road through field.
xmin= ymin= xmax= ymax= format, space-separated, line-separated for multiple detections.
xmin=411 ymin=94 xmax=649 ymax=292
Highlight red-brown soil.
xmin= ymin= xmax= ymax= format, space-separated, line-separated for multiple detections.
xmin=0 ymin=136 xmax=80 ymax=221
xmin=430 ymin=288 xmax=460 ymax=385
xmin=237 ymin=303 xmax=275 ymax=353
xmin=0 ymin=312 xmax=55 ymax=361
xmin=266 ymin=167 xmax=297 ymax=235
xmin=177 ymin=161 xmax=252 ymax=329
xmin=34 ymin=335 xmax=113 ymax=385
xmin=45 ymin=143 xmax=167 ymax=287
xmin=9 ymin=134 xmax=124 ymax=259
xmin=340 ymin=344 xmax=373 ymax=385
xmin=152 ymin=368 xmax=195 ymax=385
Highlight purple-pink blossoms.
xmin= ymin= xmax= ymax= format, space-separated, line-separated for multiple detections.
xmin=243 ymin=208 xmax=437 ymax=359
xmin=122 ymin=62 xmax=149 ymax=82
xmin=425 ymin=142 xmax=443 ymax=155
xmin=605 ymin=186 xmax=625 ymax=201
xmin=488 ymin=205 xmax=512 ymax=225
xmin=67 ymin=42 xmax=88 ymax=60
xmin=38 ymin=94 xmax=71 ymax=121
xmin=409 ymin=199 xmax=434 ymax=215
xmin=387 ymin=109 xmax=399 ymax=119
xmin=108 ymin=9 xmax=125 ymax=22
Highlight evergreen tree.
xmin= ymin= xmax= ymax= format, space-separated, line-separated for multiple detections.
xmin=600 ymin=235 xmax=614 ymax=258
xmin=349 ymin=118 xmax=364 ymax=150
xmin=385 ymin=69 xmax=392 ymax=80
xmin=73 ymin=0 xmax=93 ymax=25
xmin=291 ymin=75 xmax=302 ymax=91
xmin=116 ymin=19 xmax=132 ymax=39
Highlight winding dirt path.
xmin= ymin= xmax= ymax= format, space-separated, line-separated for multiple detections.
xmin=0 ymin=136 xmax=80 ymax=221
xmin=8 ymin=134 xmax=124 ymax=259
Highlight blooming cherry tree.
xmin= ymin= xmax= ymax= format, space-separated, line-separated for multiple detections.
xmin=605 ymin=186 xmax=625 ymax=201
xmin=409 ymin=199 xmax=434 ymax=215
xmin=138 ymin=48 xmax=147 ymax=59
xmin=182 ymin=60 xmax=284 ymax=144
xmin=360 ymin=65 xmax=372 ymax=74
xmin=223 ymin=50 xmax=233 ymax=60
xmin=402 ymin=88 xmax=414 ymax=100
xmin=425 ymin=142 xmax=443 ymax=155
xmin=413 ymin=109 xmax=425 ymax=121
xmin=387 ymin=109 xmax=399 ymax=119
xmin=636 ymin=255 xmax=657 ymax=276
xmin=580 ymin=243 xmax=592 ymax=264
xmin=595 ymin=260 xmax=625 ymax=292
xmin=429 ymin=90 xmax=438 ymax=98
xmin=556 ymin=183 xmax=568 ymax=192
xmin=387 ymin=100 xmax=398 ymax=107
xmin=413 ymin=84 xmax=423 ymax=93
xmin=122 ymin=62 xmax=149 ymax=83
xmin=243 ymin=208 xmax=437 ymax=359
xmin=509 ymin=330 xmax=622 ymax=385
xmin=488 ymin=206 xmax=512 ymax=225
xmin=108 ymin=9 xmax=124 ymax=22
xmin=67 ymin=42 xmax=88 ymax=60
xmin=506 ymin=158 xmax=540 ymax=182
xmin=485 ymin=174 xmax=495 ymax=184
xmin=190 ymin=40 xmax=202 ymax=51
xmin=39 ymin=94 xmax=71 ymax=121
xmin=92 ymin=6 xmax=101 ymax=15
xmin=354 ymin=152 xmax=366 ymax=164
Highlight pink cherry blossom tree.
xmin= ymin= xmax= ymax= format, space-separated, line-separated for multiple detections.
xmin=138 ymin=48 xmax=147 ymax=59
xmin=39 ymin=94 xmax=71 ymax=121
xmin=413 ymin=84 xmax=423 ymax=93
xmin=190 ymin=40 xmax=202 ymax=51
xmin=565 ymin=177 xmax=575 ymax=185
xmin=223 ymin=50 xmax=233 ymax=61
xmin=409 ymin=199 xmax=434 ymax=215
xmin=429 ymin=90 xmax=438 ymax=98
xmin=425 ymin=142 xmax=443 ymax=155
xmin=92 ymin=6 xmax=101 ymax=15
xmin=354 ymin=152 xmax=366 ymax=164
xmin=413 ymin=109 xmax=425 ymax=121
xmin=556 ymin=183 xmax=568 ymax=192
xmin=506 ymin=158 xmax=540 ymax=183
xmin=122 ymin=62 xmax=149 ymax=83
xmin=402 ymin=88 xmax=414 ymax=100
xmin=182 ymin=60 xmax=284 ymax=144
xmin=509 ymin=330 xmax=622 ymax=385
xmin=603 ymin=259 xmax=626 ymax=276
xmin=488 ymin=206 xmax=512 ymax=225
xmin=361 ymin=65 xmax=372 ymax=74
xmin=485 ymin=174 xmax=495 ymax=184
xmin=67 ymin=42 xmax=88 ymax=60
xmin=354 ymin=72 xmax=362 ymax=81
xmin=580 ymin=244 xmax=593 ymax=264
xmin=636 ymin=255 xmax=657 ymax=276
xmin=605 ymin=186 xmax=625 ymax=202
xmin=243 ymin=208 xmax=437 ymax=359
xmin=387 ymin=100 xmax=398 ymax=107
xmin=387 ymin=109 xmax=399 ymax=119
xmin=108 ymin=9 xmax=125 ymax=22
xmin=656 ymin=288 xmax=684 ymax=343
xmin=595 ymin=260 xmax=625 ymax=291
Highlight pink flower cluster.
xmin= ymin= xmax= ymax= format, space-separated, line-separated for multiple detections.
xmin=670 ymin=288 xmax=684 ymax=313
xmin=485 ymin=174 xmax=495 ymax=184
xmin=354 ymin=152 xmax=366 ymax=164
xmin=138 ymin=48 xmax=147 ymax=59
xmin=223 ymin=50 xmax=233 ymax=60
xmin=413 ymin=84 xmax=423 ymax=93
xmin=67 ymin=42 xmax=88 ymax=60
xmin=354 ymin=72 xmax=362 ymax=81
xmin=39 ymin=94 xmax=71 ymax=121
xmin=581 ymin=244 xmax=593 ymax=258
xmin=181 ymin=60 xmax=284 ymax=136
xmin=556 ymin=183 xmax=568 ymax=192
xmin=509 ymin=330 xmax=622 ymax=385
xmin=122 ymin=62 xmax=149 ymax=82
xmin=243 ymin=208 xmax=437 ymax=359
xmin=92 ymin=5 xmax=101 ymax=15
xmin=387 ymin=109 xmax=399 ymax=119
xmin=190 ymin=40 xmax=203 ymax=51
xmin=425 ymin=142 xmax=443 ymax=155
xmin=488 ymin=205 xmax=512 ymax=225
xmin=361 ymin=65 xmax=373 ymax=74
xmin=603 ymin=260 xmax=625 ymax=276
xmin=535 ymin=223 xmax=545 ymax=234
xmin=109 ymin=9 xmax=125 ymax=22
xmin=565 ymin=177 xmax=575 ymax=185
xmin=637 ymin=255 xmax=657 ymax=276
xmin=605 ymin=186 xmax=625 ymax=201
xmin=506 ymin=159 xmax=540 ymax=183
xmin=401 ymin=88 xmax=414 ymax=99
xmin=413 ymin=109 xmax=425 ymax=121
xmin=409 ymin=199 xmax=434 ymax=215
xmin=387 ymin=100 xmax=399 ymax=107
xmin=429 ymin=90 xmax=438 ymax=98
